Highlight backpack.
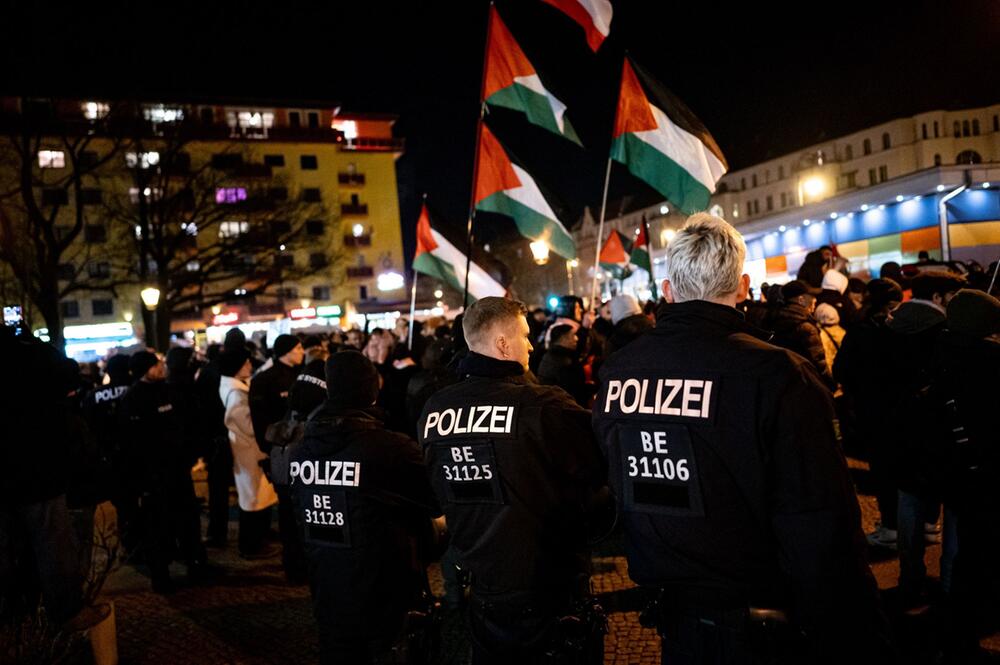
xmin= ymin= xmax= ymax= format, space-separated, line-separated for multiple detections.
xmin=266 ymin=403 xmax=324 ymax=486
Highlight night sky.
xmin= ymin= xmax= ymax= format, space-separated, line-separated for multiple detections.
xmin=3 ymin=1 xmax=997 ymax=265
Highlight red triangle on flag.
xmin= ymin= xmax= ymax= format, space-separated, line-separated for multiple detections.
xmin=599 ymin=230 xmax=629 ymax=264
xmin=634 ymin=221 xmax=649 ymax=249
xmin=612 ymin=59 xmax=658 ymax=139
xmin=414 ymin=204 xmax=438 ymax=260
xmin=474 ymin=125 xmax=523 ymax=205
xmin=483 ymin=7 xmax=535 ymax=101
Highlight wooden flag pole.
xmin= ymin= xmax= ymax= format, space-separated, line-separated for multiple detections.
xmin=589 ymin=156 xmax=613 ymax=310
xmin=462 ymin=2 xmax=496 ymax=308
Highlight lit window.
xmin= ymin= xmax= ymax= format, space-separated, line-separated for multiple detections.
xmin=125 ymin=151 xmax=160 ymax=169
xmin=143 ymin=105 xmax=185 ymax=123
xmin=128 ymin=187 xmax=162 ymax=203
xmin=352 ymin=223 xmax=365 ymax=238
xmin=81 ymin=102 xmax=109 ymax=120
xmin=38 ymin=150 xmax=65 ymax=168
xmin=215 ymin=187 xmax=248 ymax=204
xmin=186 ymin=261 xmax=200 ymax=272
xmin=180 ymin=222 xmax=198 ymax=236
xmin=333 ymin=120 xmax=359 ymax=140
xmin=218 ymin=221 xmax=249 ymax=238
xmin=227 ymin=110 xmax=275 ymax=138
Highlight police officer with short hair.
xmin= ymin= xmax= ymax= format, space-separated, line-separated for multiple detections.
xmin=419 ymin=297 xmax=612 ymax=665
xmin=290 ymin=350 xmax=442 ymax=664
xmin=594 ymin=213 xmax=894 ymax=664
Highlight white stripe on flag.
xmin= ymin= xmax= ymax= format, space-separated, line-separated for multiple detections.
xmin=513 ymin=74 xmax=569 ymax=134
xmin=578 ymin=0 xmax=612 ymax=36
xmin=633 ymin=104 xmax=727 ymax=192
xmin=507 ymin=164 xmax=572 ymax=235
xmin=429 ymin=229 xmax=506 ymax=299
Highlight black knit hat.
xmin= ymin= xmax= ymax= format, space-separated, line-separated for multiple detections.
xmin=223 ymin=327 xmax=246 ymax=352
xmin=325 ymin=350 xmax=379 ymax=408
xmin=866 ymin=278 xmax=904 ymax=311
xmin=219 ymin=347 xmax=251 ymax=377
xmin=272 ymin=334 xmax=300 ymax=360
xmin=106 ymin=354 xmax=132 ymax=384
xmin=129 ymin=351 xmax=159 ymax=381
xmin=947 ymin=289 xmax=1000 ymax=338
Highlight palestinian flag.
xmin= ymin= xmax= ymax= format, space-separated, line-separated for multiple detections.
xmin=599 ymin=229 xmax=633 ymax=278
xmin=611 ymin=58 xmax=728 ymax=215
xmin=413 ymin=204 xmax=506 ymax=301
xmin=632 ymin=217 xmax=658 ymax=298
xmin=542 ymin=0 xmax=613 ymax=52
xmin=474 ymin=124 xmax=577 ymax=260
xmin=484 ymin=6 xmax=581 ymax=145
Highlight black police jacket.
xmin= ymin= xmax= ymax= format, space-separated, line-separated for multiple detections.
xmin=594 ymin=300 xmax=887 ymax=658
xmin=249 ymin=360 xmax=300 ymax=454
xmin=290 ymin=404 xmax=441 ymax=636
xmin=419 ymin=352 xmax=610 ymax=597
xmin=118 ymin=380 xmax=182 ymax=493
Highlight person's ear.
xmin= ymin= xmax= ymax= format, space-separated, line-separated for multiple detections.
xmin=662 ymin=279 xmax=674 ymax=303
xmin=494 ymin=331 xmax=508 ymax=359
xmin=736 ymin=274 xmax=750 ymax=301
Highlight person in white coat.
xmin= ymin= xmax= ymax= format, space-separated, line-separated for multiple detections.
xmin=218 ymin=347 xmax=278 ymax=558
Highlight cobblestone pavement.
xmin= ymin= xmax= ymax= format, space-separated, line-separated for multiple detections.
xmin=87 ymin=461 xmax=997 ymax=665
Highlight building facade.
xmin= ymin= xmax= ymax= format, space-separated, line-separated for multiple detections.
xmin=0 ymin=97 xmax=406 ymax=357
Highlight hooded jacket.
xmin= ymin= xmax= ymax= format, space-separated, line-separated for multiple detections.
xmin=220 ymin=375 xmax=278 ymax=512
xmin=769 ymin=302 xmax=835 ymax=389
xmin=290 ymin=404 xmax=440 ymax=638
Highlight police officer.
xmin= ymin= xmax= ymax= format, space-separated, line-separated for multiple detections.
xmin=250 ymin=333 xmax=306 ymax=581
xmin=418 ymin=297 xmax=612 ymax=665
xmin=593 ymin=214 xmax=893 ymax=664
xmin=290 ymin=350 xmax=442 ymax=664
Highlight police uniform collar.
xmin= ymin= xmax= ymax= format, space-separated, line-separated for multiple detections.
xmin=655 ymin=299 xmax=771 ymax=341
xmin=458 ymin=351 xmax=526 ymax=379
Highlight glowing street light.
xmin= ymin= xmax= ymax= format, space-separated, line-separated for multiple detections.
xmin=529 ymin=240 xmax=550 ymax=266
xmin=433 ymin=289 xmax=444 ymax=299
xmin=802 ymin=176 xmax=826 ymax=199
xmin=140 ymin=287 xmax=161 ymax=310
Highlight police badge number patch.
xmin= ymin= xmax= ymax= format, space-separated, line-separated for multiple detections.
xmin=431 ymin=440 xmax=504 ymax=505
xmin=302 ymin=488 xmax=352 ymax=548
xmin=619 ymin=425 xmax=705 ymax=517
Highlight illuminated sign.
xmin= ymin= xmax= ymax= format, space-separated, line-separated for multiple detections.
xmin=212 ymin=312 xmax=240 ymax=326
xmin=289 ymin=307 xmax=317 ymax=320
xmin=316 ymin=305 xmax=342 ymax=317
xmin=64 ymin=322 xmax=134 ymax=340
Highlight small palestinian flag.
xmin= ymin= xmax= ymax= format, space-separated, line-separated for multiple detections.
xmin=474 ymin=124 xmax=577 ymax=260
xmin=485 ymin=6 xmax=581 ymax=145
xmin=599 ymin=229 xmax=633 ymax=279
xmin=632 ymin=217 xmax=658 ymax=298
xmin=611 ymin=58 xmax=728 ymax=215
xmin=413 ymin=204 xmax=506 ymax=301
xmin=542 ymin=0 xmax=613 ymax=52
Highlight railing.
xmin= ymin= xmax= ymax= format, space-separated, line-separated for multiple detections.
xmin=346 ymin=266 xmax=374 ymax=278
xmin=340 ymin=203 xmax=368 ymax=215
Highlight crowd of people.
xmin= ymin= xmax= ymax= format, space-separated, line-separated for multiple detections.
xmin=1 ymin=218 xmax=999 ymax=663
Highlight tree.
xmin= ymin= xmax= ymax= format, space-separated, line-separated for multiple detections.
xmin=102 ymin=115 xmax=341 ymax=349
xmin=0 ymin=99 xmax=128 ymax=350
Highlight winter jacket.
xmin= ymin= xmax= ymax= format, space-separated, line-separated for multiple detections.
xmin=118 ymin=379 xmax=184 ymax=495
xmin=769 ymin=302 xmax=835 ymax=389
xmin=604 ymin=313 xmax=654 ymax=358
xmin=248 ymin=360 xmax=300 ymax=455
xmin=220 ymin=376 xmax=278 ymax=512
xmin=537 ymin=345 xmax=592 ymax=407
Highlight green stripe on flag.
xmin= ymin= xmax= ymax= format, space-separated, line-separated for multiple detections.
xmin=611 ymin=133 xmax=712 ymax=215
xmin=476 ymin=192 xmax=577 ymax=260
xmin=413 ymin=252 xmax=464 ymax=295
xmin=487 ymin=85 xmax=581 ymax=145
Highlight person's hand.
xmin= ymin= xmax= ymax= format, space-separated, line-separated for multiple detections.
xmin=581 ymin=311 xmax=596 ymax=328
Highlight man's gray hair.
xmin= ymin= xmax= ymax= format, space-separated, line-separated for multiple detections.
xmin=663 ymin=213 xmax=746 ymax=302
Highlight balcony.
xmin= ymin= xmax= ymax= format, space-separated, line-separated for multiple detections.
xmin=342 ymin=234 xmax=372 ymax=247
xmin=346 ymin=266 xmax=374 ymax=279
xmin=338 ymin=173 xmax=366 ymax=186
xmin=338 ymin=136 xmax=405 ymax=153
xmin=340 ymin=203 xmax=368 ymax=216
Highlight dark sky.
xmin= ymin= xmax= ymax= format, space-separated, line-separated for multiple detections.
xmin=3 ymin=1 xmax=997 ymax=264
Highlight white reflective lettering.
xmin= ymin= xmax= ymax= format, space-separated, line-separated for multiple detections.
xmin=681 ymin=380 xmax=704 ymax=418
xmin=620 ymin=379 xmax=642 ymax=414
xmin=424 ymin=412 xmax=439 ymax=438
xmin=604 ymin=380 xmax=622 ymax=412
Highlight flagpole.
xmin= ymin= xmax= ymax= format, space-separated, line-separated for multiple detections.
xmin=590 ymin=156 xmax=613 ymax=310
xmin=462 ymin=2 xmax=496 ymax=308
xmin=408 ymin=268 xmax=418 ymax=350
xmin=643 ymin=215 xmax=658 ymax=300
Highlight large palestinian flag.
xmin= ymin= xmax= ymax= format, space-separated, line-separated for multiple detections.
xmin=542 ymin=0 xmax=613 ymax=52
xmin=611 ymin=58 xmax=728 ymax=215
xmin=484 ymin=6 xmax=580 ymax=145
xmin=474 ymin=124 xmax=577 ymax=260
xmin=413 ymin=204 xmax=506 ymax=301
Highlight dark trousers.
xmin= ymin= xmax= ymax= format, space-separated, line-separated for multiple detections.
xmin=276 ymin=485 xmax=307 ymax=581
xmin=206 ymin=435 xmax=233 ymax=544
xmin=238 ymin=506 xmax=272 ymax=555
xmin=866 ymin=429 xmax=898 ymax=530
xmin=0 ymin=495 xmax=83 ymax=624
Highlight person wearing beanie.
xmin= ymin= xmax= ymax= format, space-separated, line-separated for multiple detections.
xmin=769 ymin=280 xmax=835 ymax=389
xmin=932 ymin=289 xmax=1000 ymax=655
xmin=302 ymin=334 xmax=329 ymax=365
xmin=247 ymin=334 xmax=305 ymax=579
xmin=818 ymin=269 xmax=861 ymax=328
xmin=537 ymin=324 xmax=592 ymax=407
xmin=219 ymin=347 xmax=279 ymax=559
xmin=605 ymin=295 xmax=655 ymax=358
xmin=290 ymin=350 xmax=442 ymax=664
xmin=609 ymin=294 xmax=641 ymax=326
xmin=117 ymin=350 xmax=194 ymax=592
xmin=814 ymin=302 xmax=846 ymax=377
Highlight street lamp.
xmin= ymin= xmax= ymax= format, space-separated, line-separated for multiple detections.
xmin=140 ymin=287 xmax=160 ymax=350
xmin=529 ymin=240 xmax=550 ymax=266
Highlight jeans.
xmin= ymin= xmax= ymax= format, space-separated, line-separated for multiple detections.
xmin=0 ymin=495 xmax=83 ymax=624
xmin=897 ymin=491 xmax=940 ymax=593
